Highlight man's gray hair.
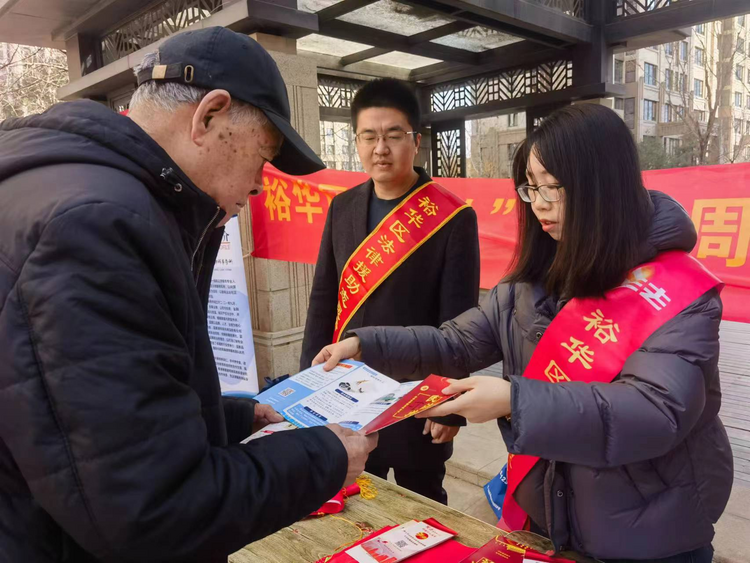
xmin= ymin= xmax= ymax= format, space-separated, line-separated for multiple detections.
xmin=130 ymin=51 xmax=270 ymax=128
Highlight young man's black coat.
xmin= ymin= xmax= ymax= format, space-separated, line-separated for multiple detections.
xmin=300 ymin=168 xmax=480 ymax=499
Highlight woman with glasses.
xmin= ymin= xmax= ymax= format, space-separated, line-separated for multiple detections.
xmin=313 ymin=104 xmax=731 ymax=563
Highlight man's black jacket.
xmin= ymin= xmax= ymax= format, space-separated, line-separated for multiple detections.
xmin=0 ymin=101 xmax=347 ymax=563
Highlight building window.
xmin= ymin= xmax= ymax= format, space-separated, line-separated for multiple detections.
xmin=696 ymin=23 xmax=705 ymax=34
xmin=747 ymin=96 xmax=750 ymax=109
xmin=509 ymin=113 xmax=519 ymax=127
xmin=680 ymin=41 xmax=688 ymax=61
xmin=739 ymin=15 xmax=746 ymax=27
xmin=694 ymin=79 xmax=704 ymax=98
xmin=695 ymin=47 xmax=705 ymax=66
xmin=644 ymin=100 xmax=657 ymax=122
xmin=665 ymin=70 xmax=673 ymax=91
xmin=662 ymin=103 xmax=670 ymax=122
xmin=644 ymin=63 xmax=657 ymax=86
xmin=626 ymin=60 xmax=636 ymax=83
xmin=624 ymin=98 xmax=636 ymax=128
xmin=680 ymin=73 xmax=688 ymax=93
xmin=665 ymin=137 xmax=681 ymax=155
xmin=739 ymin=38 xmax=746 ymax=54
xmin=735 ymin=91 xmax=743 ymax=107
xmin=614 ymin=59 xmax=624 ymax=83
xmin=615 ymin=97 xmax=624 ymax=110
xmin=697 ymin=110 xmax=707 ymax=123
xmin=747 ymin=120 xmax=750 ymax=134
xmin=737 ymin=64 xmax=744 ymax=81
xmin=665 ymin=42 xmax=674 ymax=56
xmin=507 ymin=143 xmax=518 ymax=162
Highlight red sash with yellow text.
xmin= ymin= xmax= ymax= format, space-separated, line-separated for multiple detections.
xmin=499 ymin=251 xmax=722 ymax=532
xmin=333 ymin=182 xmax=468 ymax=343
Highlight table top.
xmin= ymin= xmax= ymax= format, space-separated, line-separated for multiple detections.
xmin=229 ymin=473 xmax=594 ymax=563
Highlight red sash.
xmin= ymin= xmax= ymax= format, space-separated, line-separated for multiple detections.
xmin=499 ymin=251 xmax=722 ymax=532
xmin=333 ymin=181 xmax=468 ymax=343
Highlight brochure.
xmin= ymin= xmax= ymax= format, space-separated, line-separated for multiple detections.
xmin=345 ymin=519 xmax=456 ymax=563
xmin=244 ymin=361 xmax=455 ymax=440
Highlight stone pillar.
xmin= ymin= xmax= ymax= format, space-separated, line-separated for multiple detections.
xmin=64 ymin=35 xmax=83 ymax=82
xmin=236 ymin=33 xmax=320 ymax=385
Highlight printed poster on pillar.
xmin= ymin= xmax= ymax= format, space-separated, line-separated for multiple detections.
xmin=208 ymin=217 xmax=259 ymax=396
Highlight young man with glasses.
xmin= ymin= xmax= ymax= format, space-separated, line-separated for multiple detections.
xmin=301 ymin=78 xmax=480 ymax=504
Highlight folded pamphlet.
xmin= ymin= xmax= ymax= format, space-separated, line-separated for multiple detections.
xmin=242 ymin=361 xmax=455 ymax=442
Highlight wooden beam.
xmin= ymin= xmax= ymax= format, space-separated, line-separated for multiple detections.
xmin=0 ymin=0 xmax=22 ymax=20
xmin=408 ymin=20 xmax=474 ymax=43
xmin=411 ymin=61 xmax=468 ymax=82
xmin=318 ymin=19 xmax=479 ymax=65
xmin=53 ymin=0 xmax=155 ymax=41
xmin=411 ymin=40 xmax=562 ymax=84
xmin=399 ymin=0 xmax=592 ymax=46
xmin=54 ymin=0 xmax=319 ymax=42
xmin=606 ymin=0 xmax=750 ymax=44
xmin=239 ymin=0 xmax=319 ymax=39
xmin=316 ymin=0 xmax=378 ymax=22
xmin=423 ymin=82 xmax=626 ymax=123
xmin=340 ymin=22 xmax=473 ymax=67
xmin=320 ymin=107 xmax=352 ymax=121
xmin=300 ymin=51 xmax=413 ymax=81
xmin=341 ymin=47 xmax=391 ymax=66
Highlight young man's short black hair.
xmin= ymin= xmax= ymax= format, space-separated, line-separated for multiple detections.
xmin=350 ymin=78 xmax=421 ymax=136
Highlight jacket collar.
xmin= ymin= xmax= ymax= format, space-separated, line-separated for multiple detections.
xmin=354 ymin=166 xmax=432 ymax=239
xmin=0 ymin=100 xmax=225 ymax=245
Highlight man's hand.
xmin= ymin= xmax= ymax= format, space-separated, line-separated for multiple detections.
xmin=312 ymin=337 xmax=362 ymax=371
xmin=423 ymin=420 xmax=460 ymax=444
xmin=252 ymin=403 xmax=285 ymax=433
xmin=326 ymin=424 xmax=378 ymax=486
xmin=415 ymin=376 xmax=512 ymax=424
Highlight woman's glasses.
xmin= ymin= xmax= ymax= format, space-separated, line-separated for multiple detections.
xmin=516 ymin=182 xmax=563 ymax=203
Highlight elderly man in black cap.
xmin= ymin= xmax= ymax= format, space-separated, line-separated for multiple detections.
xmin=0 ymin=27 xmax=376 ymax=563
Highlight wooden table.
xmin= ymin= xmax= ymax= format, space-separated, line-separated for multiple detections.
xmin=229 ymin=474 xmax=595 ymax=563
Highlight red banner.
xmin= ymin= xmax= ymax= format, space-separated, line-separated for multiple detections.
xmin=251 ymin=163 xmax=750 ymax=323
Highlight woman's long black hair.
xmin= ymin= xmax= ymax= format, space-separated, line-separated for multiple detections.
xmin=506 ymin=103 xmax=653 ymax=299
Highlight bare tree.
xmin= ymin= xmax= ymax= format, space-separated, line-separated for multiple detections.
xmin=659 ymin=18 xmax=750 ymax=165
xmin=0 ymin=43 xmax=68 ymax=120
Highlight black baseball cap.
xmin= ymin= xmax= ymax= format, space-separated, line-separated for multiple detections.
xmin=136 ymin=26 xmax=325 ymax=175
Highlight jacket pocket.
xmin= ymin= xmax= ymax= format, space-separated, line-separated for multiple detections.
xmin=622 ymin=460 xmax=668 ymax=500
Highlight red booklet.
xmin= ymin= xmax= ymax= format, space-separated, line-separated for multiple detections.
xmin=457 ymin=535 xmax=576 ymax=563
xmin=361 ymin=374 xmax=455 ymax=435
xmin=316 ymin=519 xmax=475 ymax=563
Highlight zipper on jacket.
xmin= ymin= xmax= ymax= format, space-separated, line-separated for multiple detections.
xmin=191 ymin=206 xmax=221 ymax=273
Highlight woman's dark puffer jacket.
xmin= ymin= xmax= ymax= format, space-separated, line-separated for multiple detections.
xmin=352 ymin=191 xmax=733 ymax=560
